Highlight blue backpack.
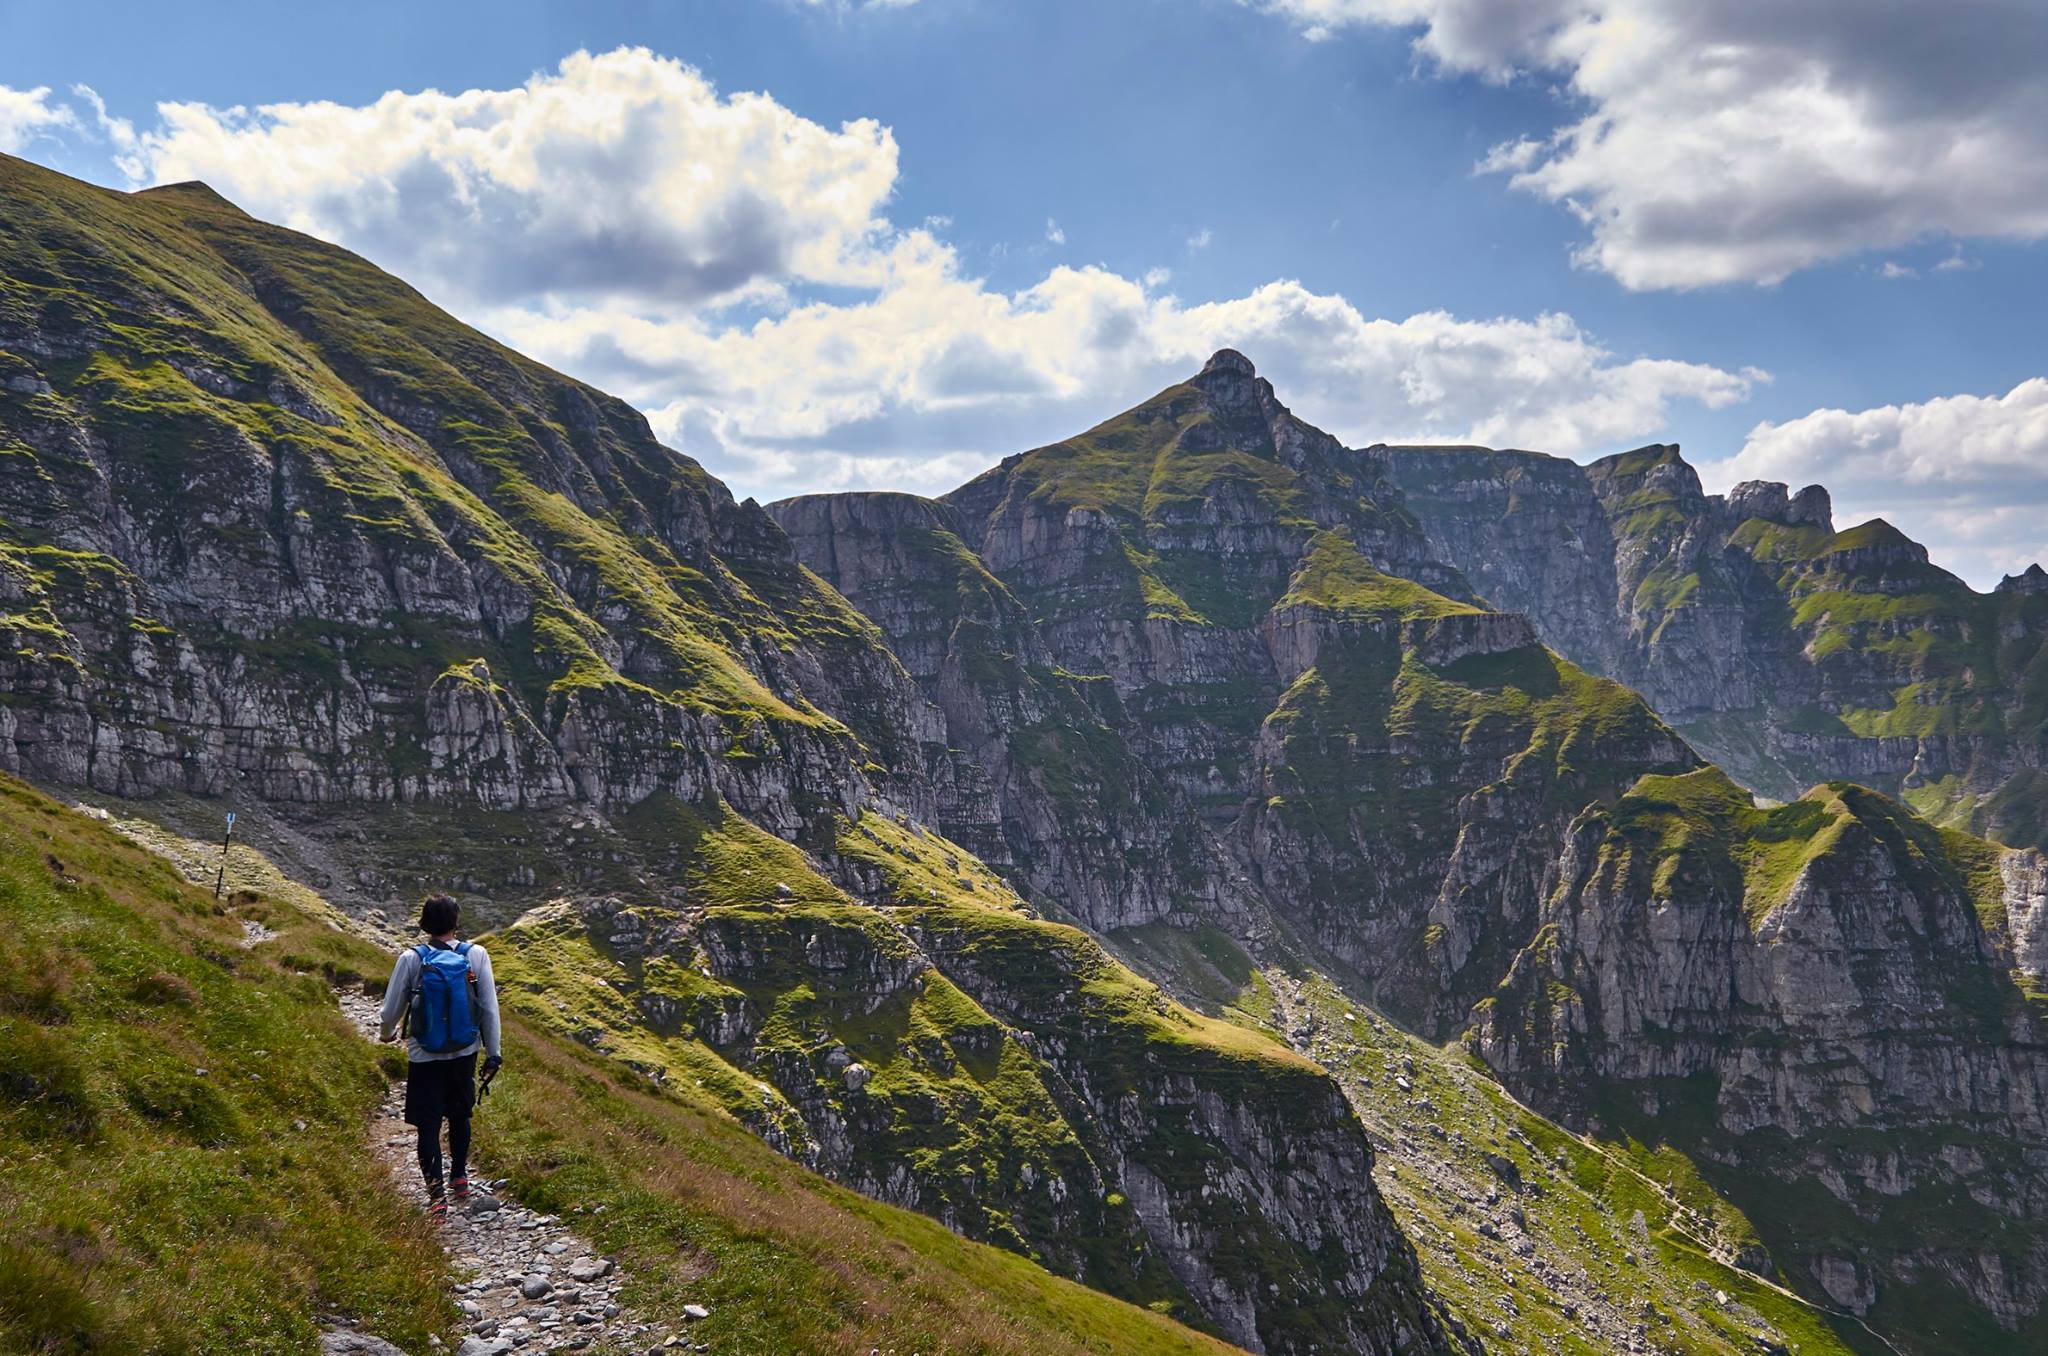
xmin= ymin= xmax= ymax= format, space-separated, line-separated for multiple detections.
xmin=408 ymin=942 xmax=478 ymax=1053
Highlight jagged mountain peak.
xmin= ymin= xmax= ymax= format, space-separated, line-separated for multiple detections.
xmin=1725 ymin=478 xmax=1834 ymax=530
xmin=1183 ymin=346 xmax=1281 ymax=426
xmin=1590 ymin=440 xmax=1685 ymax=470
xmin=1198 ymin=346 xmax=1256 ymax=377
xmin=1998 ymin=562 xmax=2048 ymax=594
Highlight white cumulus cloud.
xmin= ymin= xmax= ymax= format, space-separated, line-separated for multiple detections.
xmin=1711 ymin=379 xmax=2048 ymax=588
xmin=493 ymin=264 xmax=1756 ymax=500
xmin=1250 ymin=0 xmax=2048 ymax=289
xmin=125 ymin=48 xmax=900 ymax=311
xmin=76 ymin=49 xmax=1752 ymax=501
xmin=0 ymin=85 xmax=75 ymax=153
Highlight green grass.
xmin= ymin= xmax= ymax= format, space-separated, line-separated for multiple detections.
xmin=957 ymin=372 xmax=1407 ymax=632
xmin=0 ymin=777 xmax=451 ymax=1355
xmin=1608 ymin=767 xmax=2021 ymax=932
xmin=1280 ymin=530 xmax=1480 ymax=620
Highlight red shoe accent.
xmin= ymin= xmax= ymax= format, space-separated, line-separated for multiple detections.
xmin=450 ymin=1175 xmax=471 ymax=1202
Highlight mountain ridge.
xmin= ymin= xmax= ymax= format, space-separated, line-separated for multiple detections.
xmin=5 ymin=152 xmax=2047 ymax=1355
xmin=0 ymin=152 xmax=1457 ymax=1356
xmin=779 ymin=351 xmax=2048 ymax=1352
xmin=1385 ymin=439 xmax=2048 ymax=853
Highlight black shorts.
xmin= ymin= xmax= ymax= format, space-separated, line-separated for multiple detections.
xmin=403 ymin=1052 xmax=477 ymax=1128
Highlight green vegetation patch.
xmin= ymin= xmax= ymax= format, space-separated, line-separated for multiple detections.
xmin=1610 ymin=768 xmax=2022 ymax=935
xmin=1280 ymin=529 xmax=1480 ymax=620
xmin=1283 ymin=976 xmax=1861 ymax=1356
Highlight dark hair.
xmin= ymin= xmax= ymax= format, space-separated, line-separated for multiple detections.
xmin=419 ymin=893 xmax=460 ymax=936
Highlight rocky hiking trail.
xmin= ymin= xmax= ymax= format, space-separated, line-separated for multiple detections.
xmin=329 ymin=989 xmax=705 ymax=1356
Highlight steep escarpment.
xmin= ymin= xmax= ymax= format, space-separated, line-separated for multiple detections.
xmin=1375 ymin=445 xmax=1626 ymax=676
xmin=1388 ymin=444 xmax=2048 ymax=850
xmin=1472 ymin=768 xmax=2048 ymax=1350
xmin=767 ymin=490 xmax=1228 ymax=933
xmin=0 ymin=156 xmax=1453 ymax=1356
xmin=0 ymin=152 xmax=940 ymax=847
xmin=487 ymin=797 xmax=1454 ymax=1356
xmin=920 ymin=358 xmax=1694 ymax=1030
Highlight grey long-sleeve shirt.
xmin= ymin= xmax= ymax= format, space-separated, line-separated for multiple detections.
xmin=379 ymin=941 xmax=502 ymax=1062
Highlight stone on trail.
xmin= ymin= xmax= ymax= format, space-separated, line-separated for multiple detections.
xmin=567 ymin=1256 xmax=613 ymax=1282
xmin=519 ymin=1273 xmax=554 ymax=1299
xmin=321 ymin=1334 xmax=408 ymax=1356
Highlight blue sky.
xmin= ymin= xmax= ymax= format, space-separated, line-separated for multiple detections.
xmin=4 ymin=0 xmax=2045 ymax=584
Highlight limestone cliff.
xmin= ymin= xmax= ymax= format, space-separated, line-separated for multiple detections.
xmin=1388 ymin=444 xmax=2048 ymax=851
xmin=766 ymin=490 xmax=1230 ymax=934
xmin=1472 ymin=769 xmax=2048 ymax=1348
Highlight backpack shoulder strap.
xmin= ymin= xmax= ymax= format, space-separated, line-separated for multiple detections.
xmin=455 ymin=940 xmax=471 ymax=957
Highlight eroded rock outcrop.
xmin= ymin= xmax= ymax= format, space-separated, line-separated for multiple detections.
xmin=1472 ymin=769 xmax=2048 ymax=1330
xmin=1389 ymin=444 xmax=2048 ymax=851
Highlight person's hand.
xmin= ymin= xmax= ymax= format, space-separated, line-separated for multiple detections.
xmin=480 ymin=1054 xmax=503 ymax=1090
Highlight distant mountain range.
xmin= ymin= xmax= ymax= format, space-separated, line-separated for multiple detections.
xmin=3 ymin=151 xmax=2043 ymax=1356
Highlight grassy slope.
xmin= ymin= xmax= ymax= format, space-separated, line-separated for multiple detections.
xmin=1280 ymin=529 xmax=1481 ymax=621
xmin=967 ymin=382 xmax=1406 ymax=631
xmin=2 ymin=776 xmax=1250 ymax=1356
xmin=1105 ymin=918 xmax=1864 ymax=1356
xmin=0 ymin=153 xmax=907 ymax=766
xmin=1729 ymin=516 xmax=2048 ymax=743
xmin=1290 ymin=980 xmax=1863 ymax=1356
xmin=0 ymin=777 xmax=450 ymax=1355
xmin=1602 ymin=766 xmax=2027 ymax=940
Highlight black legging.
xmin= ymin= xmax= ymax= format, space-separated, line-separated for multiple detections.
xmin=417 ymin=1107 xmax=472 ymax=1188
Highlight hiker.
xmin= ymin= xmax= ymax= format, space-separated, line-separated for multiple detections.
xmin=379 ymin=892 xmax=502 ymax=1217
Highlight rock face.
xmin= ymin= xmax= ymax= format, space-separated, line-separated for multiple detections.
xmin=1472 ymin=769 xmax=2048 ymax=1339
xmin=490 ymin=801 xmax=1456 ymax=1356
xmin=1388 ymin=444 xmax=2048 ymax=851
xmin=0 ymin=155 xmax=1454 ymax=1356
xmin=766 ymin=490 xmax=1225 ymax=934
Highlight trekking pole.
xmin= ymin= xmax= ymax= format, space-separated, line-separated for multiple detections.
xmin=212 ymin=812 xmax=236 ymax=900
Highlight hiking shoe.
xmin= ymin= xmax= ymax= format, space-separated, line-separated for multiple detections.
xmin=426 ymin=1182 xmax=447 ymax=1219
xmin=450 ymin=1175 xmax=471 ymax=1203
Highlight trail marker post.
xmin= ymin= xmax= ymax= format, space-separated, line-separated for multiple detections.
xmin=213 ymin=811 xmax=236 ymax=900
